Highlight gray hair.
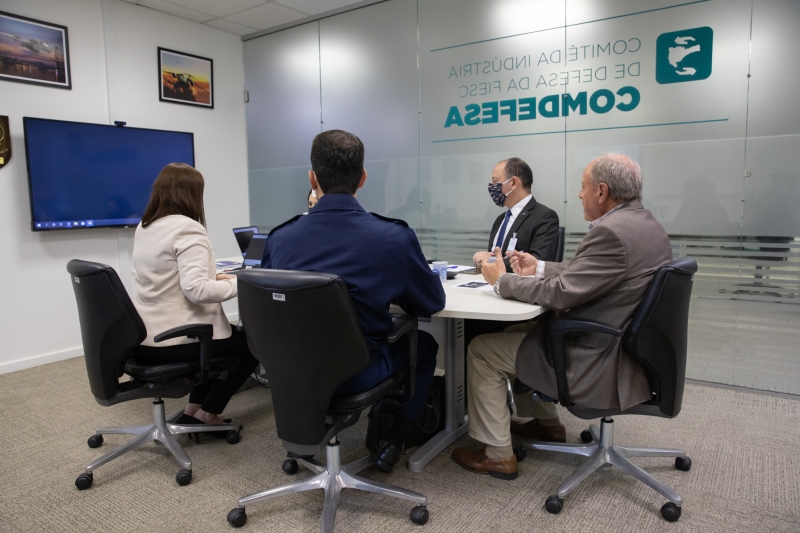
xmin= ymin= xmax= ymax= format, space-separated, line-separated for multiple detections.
xmin=590 ymin=152 xmax=643 ymax=202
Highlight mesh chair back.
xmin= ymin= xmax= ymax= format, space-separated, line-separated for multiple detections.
xmin=622 ymin=257 xmax=697 ymax=417
xmin=237 ymin=269 xmax=370 ymax=447
xmin=67 ymin=260 xmax=146 ymax=402
xmin=555 ymin=227 xmax=566 ymax=262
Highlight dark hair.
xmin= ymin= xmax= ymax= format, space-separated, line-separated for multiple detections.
xmin=502 ymin=157 xmax=533 ymax=190
xmin=310 ymin=130 xmax=364 ymax=195
xmin=141 ymin=163 xmax=205 ymax=227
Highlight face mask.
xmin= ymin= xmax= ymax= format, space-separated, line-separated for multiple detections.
xmin=488 ymin=178 xmax=512 ymax=207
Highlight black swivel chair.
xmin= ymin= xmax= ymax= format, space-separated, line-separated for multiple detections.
xmin=554 ymin=226 xmax=566 ymax=263
xmin=227 ymin=269 xmax=429 ymax=532
xmin=67 ymin=260 xmax=241 ymax=490
xmin=513 ymin=257 xmax=697 ymax=522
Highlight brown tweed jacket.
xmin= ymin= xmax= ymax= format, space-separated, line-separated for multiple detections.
xmin=498 ymin=200 xmax=673 ymax=410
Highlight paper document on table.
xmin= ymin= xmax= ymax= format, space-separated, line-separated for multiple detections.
xmin=448 ymin=265 xmax=477 ymax=273
xmin=454 ymin=280 xmax=494 ymax=292
xmin=428 ymin=264 xmax=474 ymax=273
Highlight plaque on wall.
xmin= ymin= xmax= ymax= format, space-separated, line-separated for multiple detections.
xmin=0 ymin=116 xmax=10 ymax=168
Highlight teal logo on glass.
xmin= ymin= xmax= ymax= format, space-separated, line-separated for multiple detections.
xmin=656 ymin=27 xmax=713 ymax=84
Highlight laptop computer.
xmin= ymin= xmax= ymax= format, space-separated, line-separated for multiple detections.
xmin=233 ymin=226 xmax=259 ymax=255
xmin=225 ymin=234 xmax=268 ymax=274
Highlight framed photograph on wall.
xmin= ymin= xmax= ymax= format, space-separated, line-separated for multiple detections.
xmin=0 ymin=11 xmax=71 ymax=89
xmin=158 ymin=47 xmax=213 ymax=109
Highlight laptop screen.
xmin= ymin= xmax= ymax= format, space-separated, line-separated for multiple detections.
xmin=243 ymin=234 xmax=267 ymax=267
xmin=233 ymin=226 xmax=259 ymax=254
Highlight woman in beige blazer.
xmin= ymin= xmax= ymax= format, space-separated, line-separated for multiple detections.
xmin=133 ymin=163 xmax=258 ymax=432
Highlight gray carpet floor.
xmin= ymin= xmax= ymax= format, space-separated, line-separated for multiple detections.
xmin=1 ymin=357 xmax=799 ymax=533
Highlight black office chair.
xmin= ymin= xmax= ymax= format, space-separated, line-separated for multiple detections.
xmin=513 ymin=257 xmax=697 ymax=522
xmin=554 ymin=226 xmax=566 ymax=262
xmin=226 ymin=269 xmax=429 ymax=532
xmin=67 ymin=260 xmax=241 ymax=490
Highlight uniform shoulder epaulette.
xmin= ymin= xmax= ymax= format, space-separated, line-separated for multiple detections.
xmin=268 ymin=214 xmax=303 ymax=236
xmin=370 ymin=212 xmax=409 ymax=227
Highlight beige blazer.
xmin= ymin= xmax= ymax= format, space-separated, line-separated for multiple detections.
xmin=498 ymin=200 xmax=673 ymax=410
xmin=132 ymin=215 xmax=236 ymax=346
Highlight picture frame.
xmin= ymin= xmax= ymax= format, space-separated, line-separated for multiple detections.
xmin=158 ymin=47 xmax=214 ymax=109
xmin=0 ymin=10 xmax=71 ymax=90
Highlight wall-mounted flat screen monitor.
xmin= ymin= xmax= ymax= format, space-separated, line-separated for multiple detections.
xmin=24 ymin=117 xmax=195 ymax=231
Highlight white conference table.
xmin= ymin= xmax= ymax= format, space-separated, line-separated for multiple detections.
xmin=217 ymin=257 xmax=545 ymax=472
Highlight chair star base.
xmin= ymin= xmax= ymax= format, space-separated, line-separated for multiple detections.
xmin=228 ymin=439 xmax=429 ymax=532
xmin=514 ymin=417 xmax=690 ymax=522
xmin=75 ymin=399 xmax=239 ymax=490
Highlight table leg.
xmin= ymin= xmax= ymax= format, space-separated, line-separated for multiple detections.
xmin=407 ymin=317 xmax=468 ymax=472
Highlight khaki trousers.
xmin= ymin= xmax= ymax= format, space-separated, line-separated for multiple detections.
xmin=467 ymin=329 xmax=559 ymax=448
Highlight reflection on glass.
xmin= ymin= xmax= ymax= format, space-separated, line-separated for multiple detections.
xmin=671 ymin=176 xmax=732 ymax=235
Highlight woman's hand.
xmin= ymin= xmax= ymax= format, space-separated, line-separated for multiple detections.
xmin=216 ymin=273 xmax=236 ymax=281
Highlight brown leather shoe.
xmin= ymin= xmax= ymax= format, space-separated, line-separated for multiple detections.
xmin=452 ymin=447 xmax=518 ymax=480
xmin=510 ymin=419 xmax=567 ymax=442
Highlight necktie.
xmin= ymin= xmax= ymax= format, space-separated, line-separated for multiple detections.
xmin=494 ymin=210 xmax=512 ymax=251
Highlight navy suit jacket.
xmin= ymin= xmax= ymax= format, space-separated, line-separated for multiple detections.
xmin=262 ymin=193 xmax=445 ymax=353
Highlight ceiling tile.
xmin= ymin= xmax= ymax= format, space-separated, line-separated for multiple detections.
xmin=164 ymin=0 xmax=267 ymax=18
xmin=275 ymin=0 xmax=362 ymax=16
xmin=225 ymin=2 xmax=308 ymax=30
xmin=203 ymin=18 xmax=259 ymax=36
xmin=135 ymin=0 xmax=215 ymax=22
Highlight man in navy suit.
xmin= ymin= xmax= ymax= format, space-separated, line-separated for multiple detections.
xmin=262 ymin=130 xmax=446 ymax=473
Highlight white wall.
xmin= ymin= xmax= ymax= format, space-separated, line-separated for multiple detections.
xmin=0 ymin=0 xmax=249 ymax=374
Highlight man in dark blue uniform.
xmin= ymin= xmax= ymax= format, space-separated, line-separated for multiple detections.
xmin=262 ymin=130 xmax=446 ymax=473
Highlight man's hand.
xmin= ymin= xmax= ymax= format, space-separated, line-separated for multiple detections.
xmin=508 ymin=251 xmax=538 ymax=276
xmin=216 ymin=273 xmax=236 ymax=280
xmin=481 ymin=247 xmax=507 ymax=286
xmin=472 ymin=251 xmax=493 ymax=272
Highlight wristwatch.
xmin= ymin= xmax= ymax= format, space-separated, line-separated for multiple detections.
xmin=493 ymin=273 xmax=505 ymax=295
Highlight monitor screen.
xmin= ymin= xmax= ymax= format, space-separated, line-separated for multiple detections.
xmin=243 ymin=234 xmax=267 ymax=267
xmin=24 ymin=117 xmax=195 ymax=231
xmin=233 ymin=226 xmax=259 ymax=255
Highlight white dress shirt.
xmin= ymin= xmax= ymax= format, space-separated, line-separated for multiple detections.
xmin=492 ymin=193 xmax=532 ymax=249
xmin=132 ymin=215 xmax=237 ymax=346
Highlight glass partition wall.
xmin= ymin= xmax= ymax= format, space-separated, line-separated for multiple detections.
xmin=244 ymin=0 xmax=800 ymax=395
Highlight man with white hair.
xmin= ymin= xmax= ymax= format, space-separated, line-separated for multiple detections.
xmin=452 ymin=153 xmax=673 ymax=480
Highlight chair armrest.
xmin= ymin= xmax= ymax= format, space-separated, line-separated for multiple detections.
xmin=549 ymin=318 xmax=623 ymax=337
xmin=382 ymin=315 xmax=418 ymax=408
xmin=154 ymin=323 xmax=214 ymax=385
xmin=548 ymin=318 xmax=623 ymax=407
xmin=385 ymin=314 xmax=417 ymax=344
xmin=154 ymin=323 xmax=214 ymax=343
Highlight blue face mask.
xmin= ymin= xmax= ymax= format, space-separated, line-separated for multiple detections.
xmin=488 ymin=178 xmax=512 ymax=207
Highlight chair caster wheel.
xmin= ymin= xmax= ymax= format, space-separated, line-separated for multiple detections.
xmin=75 ymin=472 xmax=93 ymax=490
xmin=580 ymin=430 xmax=593 ymax=443
xmin=176 ymin=469 xmax=192 ymax=486
xmin=545 ymin=495 xmax=563 ymax=514
xmin=661 ymin=502 xmax=681 ymax=522
xmin=227 ymin=507 xmax=247 ymax=528
xmin=675 ymin=456 xmax=692 ymax=471
xmin=226 ymin=430 xmax=241 ymax=445
xmin=513 ymin=447 xmax=526 ymax=462
xmin=410 ymin=505 xmax=429 ymax=525
xmin=87 ymin=434 xmax=104 ymax=448
xmin=282 ymin=459 xmax=299 ymax=475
